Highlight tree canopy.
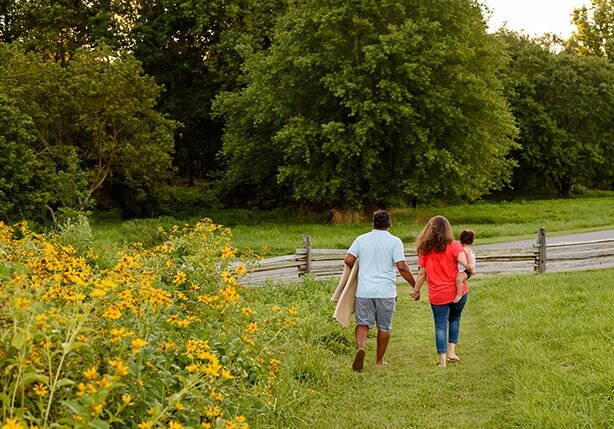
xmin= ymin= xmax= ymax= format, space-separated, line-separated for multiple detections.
xmin=0 ymin=44 xmax=176 ymax=221
xmin=215 ymin=0 xmax=518 ymax=209
xmin=500 ymin=31 xmax=614 ymax=197
xmin=1 ymin=0 xmax=614 ymax=219
xmin=569 ymin=0 xmax=614 ymax=60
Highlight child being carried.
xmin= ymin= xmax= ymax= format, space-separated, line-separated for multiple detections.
xmin=455 ymin=229 xmax=476 ymax=303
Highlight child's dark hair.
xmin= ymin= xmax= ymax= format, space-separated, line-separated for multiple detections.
xmin=459 ymin=229 xmax=475 ymax=245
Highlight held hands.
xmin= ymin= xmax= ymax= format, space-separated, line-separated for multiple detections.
xmin=410 ymin=287 xmax=420 ymax=301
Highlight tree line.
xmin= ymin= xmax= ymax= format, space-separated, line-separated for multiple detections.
xmin=0 ymin=0 xmax=612 ymax=222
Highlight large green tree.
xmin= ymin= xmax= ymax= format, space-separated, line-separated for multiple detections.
xmin=0 ymin=0 xmax=119 ymax=63
xmin=0 ymin=43 xmax=176 ymax=219
xmin=569 ymin=0 xmax=614 ymax=60
xmin=215 ymin=0 xmax=518 ymax=209
xmin=127 ymin=0 xmax=288 ymax=185
xmin=500 ymin=32 xmax=614 ymax=196
xmin=0 ymin=92 xmax=48 ymax=221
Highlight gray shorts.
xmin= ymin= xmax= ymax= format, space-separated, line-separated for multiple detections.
xmin=355 ymin=297 xmax=396 ymax=332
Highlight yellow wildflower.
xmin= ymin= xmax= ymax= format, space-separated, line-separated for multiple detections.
xmin=246 ymin=322 xmax=258 ymax=334
xmin=90 ymin=288 xmax=106 ymax=298
xmin=210 ymin=388 xmax=223 ymax=401
xmin=221 ymin=246 xmax=236 ymax=258
xmin=15 ymin=297 xmax=30 ymax=309
xmin=97 ymin=377 xmax=110 ymax=389
xmin=33 ymin=383 xmax=48 ymax=397
xmin=122 ymin=394 xmax=134 ymax=406
xmin=102 ymin=306 xmax=122 ymax=320
xmin=34 ymin=314 xmax=48 ymax=329
xmin=83 ymin=366 xmax=98 ymax=380
xmin=90 ymin=401 xmax=104 ymax=416
xmin=173 ymin=271 xmax=186 ymax=285
xmin=2 ymin=418 xmax=24 ymax=429
xmin=234 ymin=264 xmax=247 ymax=276
xmin=168 ymin=422 xmax=183 ymax=429
xmin=131 ymin=338 xmax=148 ymax=352
xmin=271 ymin=305 xmax=281 ymax=313
xmin=289 ymin=306 xmax=298 ymax=315
xmin=138 ymin=421 xmax=153 ymax=429
xmin=109 ymin=357 xmax=129 ymax=376
xmin=205 ymin=406 xmax=220 ymax=418
xmin=204 ymin=361 xmax=222 ymax=377
xmin=186 ymin=363 xmax=201 ymax=373
xmin=241 ymin=307 xmax=254 ymax=316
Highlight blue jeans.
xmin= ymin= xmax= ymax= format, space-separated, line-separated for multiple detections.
xmin=430 ymin=293 xmax=468 ymax=354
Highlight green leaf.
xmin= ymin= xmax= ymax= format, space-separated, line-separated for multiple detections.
xmin=56 ymin=378 xmax=75 ymax=388
xmin=62 ymin=399 xmax=89 ymax=416
xmin=62 ymin=341 xmax=88 ymax=354
xmin=10 ymin=332 xmax=25 ymax=349
xmin=19 ymin=372 xmax=49 ymax=387
xmin=88 ymin=419 xmax=109 ymax=429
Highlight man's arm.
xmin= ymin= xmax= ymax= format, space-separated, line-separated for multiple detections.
xmin=344 ymin=253 xmax=356 ymax=268
xmin=395 ymin=260 xmax=416 ymax=287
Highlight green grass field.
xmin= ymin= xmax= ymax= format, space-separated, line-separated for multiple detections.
xmin=243 ymin=269 xmax=614 ymax=428
xmin=76 ymin=198 xmax=614 ymax=427
xmin=92 ymin=196 xmax=614 ymax=256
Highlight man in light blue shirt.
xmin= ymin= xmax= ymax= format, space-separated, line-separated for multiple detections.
xmin=344 ymin=210 xmax=416 ymax=372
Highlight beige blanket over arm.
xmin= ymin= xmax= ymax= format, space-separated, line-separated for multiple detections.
xmin=331 ymin=262 xmax=359 ymax=327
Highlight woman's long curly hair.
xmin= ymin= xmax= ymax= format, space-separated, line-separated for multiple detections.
xmin=416 ymin=215 xmax=454 ymax=255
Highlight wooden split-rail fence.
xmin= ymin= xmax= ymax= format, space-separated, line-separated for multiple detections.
xmin=242 ymin=228 xmax=614 ymax=285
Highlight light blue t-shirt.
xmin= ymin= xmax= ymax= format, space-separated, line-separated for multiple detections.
xmin=347 ymin=229 xmax=406 ymax=298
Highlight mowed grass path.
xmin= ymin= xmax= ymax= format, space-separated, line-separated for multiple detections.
xmin=289 ymin=270 xmax=614 ymax=428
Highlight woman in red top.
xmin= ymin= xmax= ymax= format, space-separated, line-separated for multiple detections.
xmin=412 ymin=216 xmax=474 ymax=367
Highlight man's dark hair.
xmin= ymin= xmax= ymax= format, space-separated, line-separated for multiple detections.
xmin=459 ymin=229 xmax=475 ymax=245
xmin=373 ymin=210 xmax=391 ymax=229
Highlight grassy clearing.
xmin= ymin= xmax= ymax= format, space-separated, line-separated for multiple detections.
xmin=91 ymin=197 xmax=614 ymax=256
xmin=243 ymin=269 xmax=614 ymax=428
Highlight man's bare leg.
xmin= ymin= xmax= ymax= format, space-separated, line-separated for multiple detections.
xmin=376 ymin=330 xmax=390 ymax=365
xmin=353 ymin=325 xmax=369 ymax=371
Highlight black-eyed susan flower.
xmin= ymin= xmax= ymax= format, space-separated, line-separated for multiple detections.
xmin=33 ymin=383 xmax=48 ymax=397
xmin=83 ymin=366 xmax=98 ymax=380
xmin=121 ymin=394 xmax=134 ymax=406
xmin=246 ymin=322 xmax=258 ymax=334
xmin=1 ymin=417 xmax=25 ymax=429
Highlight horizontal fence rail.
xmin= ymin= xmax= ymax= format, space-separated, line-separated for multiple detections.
xmin=242 ymin=229 xmax=614 ymax=285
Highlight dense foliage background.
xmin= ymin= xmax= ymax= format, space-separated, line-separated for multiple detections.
xmin=1 ymin=0 xmax=613 ymax=220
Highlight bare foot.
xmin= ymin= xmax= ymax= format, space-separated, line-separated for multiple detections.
xmin=352 ymin=349 xmax=365 ymax=372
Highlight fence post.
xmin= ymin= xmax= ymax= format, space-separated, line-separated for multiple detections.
xmin=536 ymin=227 xmax=546 ymax=274
xmin=303 ymin=235 xmax=312 ymax=275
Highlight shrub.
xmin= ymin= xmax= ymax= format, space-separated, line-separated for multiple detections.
xmin=0 ymin=219 xmax=296 ymax=428
xmin=55 ymin=214 xmax=94 ymax=256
